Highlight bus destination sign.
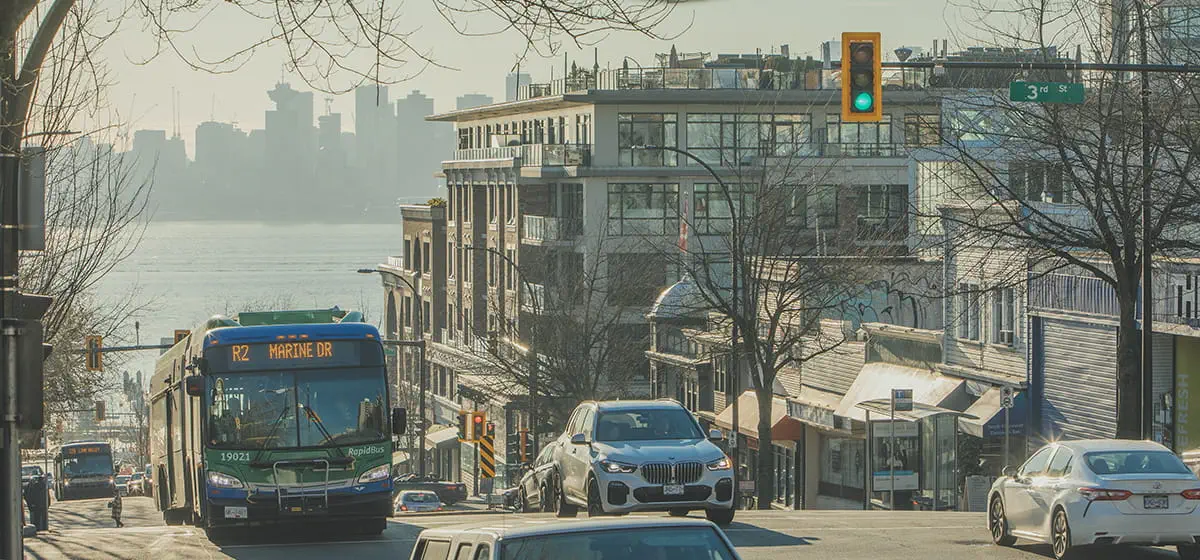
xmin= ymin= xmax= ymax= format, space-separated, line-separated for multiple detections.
xmin=211 ymin=339 xmax=377 ymax=371
xmin=66 ymin=445 xmax=106 ymax=455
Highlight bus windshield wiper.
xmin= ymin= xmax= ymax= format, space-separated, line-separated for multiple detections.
xmin=252 ymin=401 xmax=294 ymax=465
xmin=301 ymin=405 xmax=347 ymax=457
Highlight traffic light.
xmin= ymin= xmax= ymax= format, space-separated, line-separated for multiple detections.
xmin=507 ymin=432 xmax=521 ymax=464
xmin=95 ymin=400 xmax=105 ymax=422
xmin=85 ymin=335 xmax=103 ymax=371
xmin=457 ymin=411 xmax=469 ymax=441
xmin=174 ymin=330 xmax=190 ymax=344
xmin=841 ymin=32 xmax=882 ymax=123
xmin=519 ymin=429 xmax=530 ymax=462
xmin=471 ymin=411 xmax=486 ymax=442
xmin=485 ymin=421 xmax=496 ymax=439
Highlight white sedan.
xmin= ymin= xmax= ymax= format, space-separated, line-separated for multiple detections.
xmin=989 ymin=439 xmax=1200 ymax=560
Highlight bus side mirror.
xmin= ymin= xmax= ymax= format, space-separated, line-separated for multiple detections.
xmin=392 ymin=407 xmax=407 ymax=435
xmin=184 ymin=376 xmax=203 ymax=397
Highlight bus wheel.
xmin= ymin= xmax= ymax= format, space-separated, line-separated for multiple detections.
xmin=359 ymin=518 xmax=387 ymax=536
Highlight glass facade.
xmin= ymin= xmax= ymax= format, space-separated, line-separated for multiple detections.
xmin=607 ymin=183 xmax=680 ymax=235
xmin=617 ymin=114 xmax=678 ymax=167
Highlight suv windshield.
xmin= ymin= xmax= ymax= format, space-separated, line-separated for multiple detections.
xmin=21 ymin=466 xmax=41 ymax=477
xmin=595 ymin=408 xmax=704 ymax=442
xmin=1084 ymin=451 xmax=1193 ymax=475
xmin=207 ymin=368 xmax=387 ymax=449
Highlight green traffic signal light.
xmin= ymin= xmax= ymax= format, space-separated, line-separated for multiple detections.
xmin=854 ymin=92 xmax=874 ymax=111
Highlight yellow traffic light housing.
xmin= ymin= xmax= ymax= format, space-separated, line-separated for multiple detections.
xmin=457 ymin=411 xmax=469 ymax=441
xmin=841 ymin=32 xmax=883 ymax=123
xmin=85 ymin=335 xmax=103 ymax=371
xmin=471 ymin=411 xmax=486 ymax=442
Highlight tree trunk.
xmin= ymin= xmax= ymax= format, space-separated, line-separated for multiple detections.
xmin=754 ymin=388 xmax=774 ymax=510
xmin=1115 ymin=280 xmax=1142 ymax=439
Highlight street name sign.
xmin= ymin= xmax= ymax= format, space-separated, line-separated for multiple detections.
xmin=1010 ymin=82 xmax=1085 ymax=104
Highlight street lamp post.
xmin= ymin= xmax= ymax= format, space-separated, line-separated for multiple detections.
xmin=463 ymin=244 xmax=541 ymax=460
xmin=633 ymin=144 xmax=745 ymax=507
xmin=358 ymin=268 xmax=429 ymax=477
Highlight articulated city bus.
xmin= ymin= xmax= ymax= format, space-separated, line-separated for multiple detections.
xmin=150 ymin=308 xmax=406 ymax=540
xmin=54 ymin=441 xmax=116 ymax=500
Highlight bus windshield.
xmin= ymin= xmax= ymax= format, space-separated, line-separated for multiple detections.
xmin=62 ymin=454 xmax=113 ymax=477
xmin=206 ymin=367 xmax=387 ymax=450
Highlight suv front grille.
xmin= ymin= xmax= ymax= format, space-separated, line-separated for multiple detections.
xmin=640 ymin=462 xmax=703 ymax=485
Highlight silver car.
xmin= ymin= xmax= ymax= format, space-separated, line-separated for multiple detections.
xmin=989 ymin=439 xmax=1200 ymax=560
xmin=549 ymin=400 xmax=735 ymax=525
xmin=396 ymin=490 xmax=444 ymax=513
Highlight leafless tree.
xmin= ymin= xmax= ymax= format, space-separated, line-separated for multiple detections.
xmin=923 ymin=0 xmax=1200 ymax=438
xmin=642 ymin=112 xmax=908 ymax=507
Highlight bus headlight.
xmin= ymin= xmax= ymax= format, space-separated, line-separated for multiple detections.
xmin=357 ymin=465 xmax=390 ymax=484
xmin=207 ymin=470 xmax=243 ymax=489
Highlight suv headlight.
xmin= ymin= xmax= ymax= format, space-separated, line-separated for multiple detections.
xmin=207 ymin=470 xmax=244 ymax=489
xmin=706 ymin=457 xmax=732 ymax=471
xmin=358 ymin=464 xmax=390 ymax=484
xmin=599 ymin=460 xmax=637 ymax=474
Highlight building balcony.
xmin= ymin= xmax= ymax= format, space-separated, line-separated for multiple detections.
xmin=448 ymin=143 xmax=591 ymax=167
xmin=855 ymin=217 xmax=909 ymax=242
xmin=522 ymin=215 xmax=583 ymax=245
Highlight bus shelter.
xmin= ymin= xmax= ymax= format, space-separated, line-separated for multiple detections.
xmin=856 ymin=399 xmax=976 ymax=511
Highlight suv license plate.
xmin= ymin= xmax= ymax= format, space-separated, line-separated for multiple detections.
xmin=1144 ymin=495 xmax=1170 ymax=510
xmin=224 ymin=506 xmax=248 ymax=519
xmin=663 ymin=484 xmax=684 ymax=496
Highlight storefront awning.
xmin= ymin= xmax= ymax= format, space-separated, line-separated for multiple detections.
xmin=834 ymin=362 xmax=966 ymax=423
xmin=959 ymin=388 xmax=1028 ymax=438
xmin=714 ymin=390 xmax=804 ymax=442
xmin=424 ymin=426 xmax=460 ymax=450
xmin=786 ymin=385 xmax=846 ymax=433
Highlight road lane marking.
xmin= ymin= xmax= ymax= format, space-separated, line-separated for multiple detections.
xmin=219 ymin=538 xmax=417 ymax=549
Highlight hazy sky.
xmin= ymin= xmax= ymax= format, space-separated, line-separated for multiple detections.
xmin=99 ymin=0 xmax=963 ymax=144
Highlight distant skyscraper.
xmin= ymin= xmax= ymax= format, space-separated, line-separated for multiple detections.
xmin=456 ymin=94 xmax=493 ymax=111
xmin=396 ymin=90 xmax=450 ymax=202
xmin=355 ymin=84 xmax=398 ymax=212
xmin=265 ymin=82 xmax=317 ymax=219
xmin=505 ymin=72 xmax=532 ymax=102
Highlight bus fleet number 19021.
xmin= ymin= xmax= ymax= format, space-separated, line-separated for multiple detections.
xmin=220 ymin=452 xmax=251 ymax=462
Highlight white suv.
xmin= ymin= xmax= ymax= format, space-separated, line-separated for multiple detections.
xmin=548 ymin=400 xmax=735 ymax=525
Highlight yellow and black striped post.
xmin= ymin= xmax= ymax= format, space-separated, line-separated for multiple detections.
xmin=479 ymin=434 xmax=495 ymax=479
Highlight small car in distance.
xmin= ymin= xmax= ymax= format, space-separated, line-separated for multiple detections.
xmin=989 ymin=439 xmax=1200 ymax=560
xmin=127 ymin=472 xmax=145 ymax=496
xmin=115 ymin=475 xmax=131 ymax=496
xmin=409 ymin=517 xmax=741 ymax=560
xmin=516 ymin=444 xmax=559 ymax=512
xmin=393 ymin=474 xmax=468 ymax=505
xmin=396 ymin=490 xmax=444 ymax=513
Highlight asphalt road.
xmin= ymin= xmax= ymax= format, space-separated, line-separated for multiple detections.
xmin=21 ymin=496 xmax=1187 ymax=559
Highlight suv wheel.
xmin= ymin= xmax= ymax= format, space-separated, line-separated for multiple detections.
xmin=555 ymin=473 xmax=577 ymax=518
xmin=705 ymin=506 xmax=735 ymax=527
xmin=586 ymin=478 xmax=605 ymax=517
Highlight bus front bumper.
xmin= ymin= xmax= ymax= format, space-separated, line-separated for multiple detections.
xmin=206 ymin=491 xmax=392 ymax=527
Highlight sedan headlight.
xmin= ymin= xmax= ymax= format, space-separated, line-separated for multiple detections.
xmin=358 ymin=464 xmax=390 ymax=484
xmin=207 ymin=470 xmax=244 ymax=489
xmin=599 ymin=460 xmax=637 ymax=474
xmin=707 ymin=456 xmax=732 ymax=471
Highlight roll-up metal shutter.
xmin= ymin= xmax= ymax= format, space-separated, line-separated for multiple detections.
xmin=1040 ymin=319 xmax=1118 ymax=440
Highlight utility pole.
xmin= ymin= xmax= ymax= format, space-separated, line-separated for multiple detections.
xmin=1136 ymin=0 xmax=1155 ymax=441
xmin=1 ymin=32 xmax=23 ymax=559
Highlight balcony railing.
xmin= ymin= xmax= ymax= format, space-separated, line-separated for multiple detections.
xmin=386 ymin=256 xmax=405 ymax=269
xmin=523 ymin=215 xmax=583 ymax=243
xmin=1029 ymin=270 xmax=1200 ymax=328
xmin=523 ymin=283 xmax=546 ymax=313
xmin=450 ymin=143 xmax=591 ymax=166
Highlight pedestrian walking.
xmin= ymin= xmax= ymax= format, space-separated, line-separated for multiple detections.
xmin=107 ymin=487 xmax=123 ymax=528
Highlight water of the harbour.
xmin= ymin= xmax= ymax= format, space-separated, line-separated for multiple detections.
xmin=94 ymin=221 xmax=403 ymax=384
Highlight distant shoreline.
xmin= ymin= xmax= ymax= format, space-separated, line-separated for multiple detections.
xmin=146 ymin=216 xmax=404 ymax=226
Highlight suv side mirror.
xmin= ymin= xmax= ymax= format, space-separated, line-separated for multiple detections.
xmin=570 ymin=433 xmax=588 ymax=445
xmin=708 ymin=429 xmax=724 ymax=441
xmin=1002 ymin=466 xmax=1018 ymax=479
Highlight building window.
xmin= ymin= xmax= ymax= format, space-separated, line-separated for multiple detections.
xmin=992 ymin=287 xmax=1017 ymax=346
xmin=1009 ymin=161 xmax=1069 ymax=204
xmin=607 ymin=183 xmax=679 ymax=235
xmin=447 ymin=304 xmax=456 ymax=340
xmin=403 ymin=239 xmax=413 ymax=270
xmin=423 ymin=300 xmax=431 ymax=333
xmin=1168 ymin=6 xmax=1200 ymax=39
xmin=448 ymin=242 xmax=455 ymax=279
xmin=824 ymin=115 xmax=894 ymax=156
xmin=807 ymin=185 xmax=839 ymax=229
xmin=856 ymin=185 xmax=907 ymax=238
xmin=422 ymin=241 xmax=431 ymax=273
xmin=607 ymin=253 xmax=667 ymax=306
xmin=957 ymin=283 xmax=981 ymax=341
xmin=904 ymin=114 xmax=941 ymax=147
xmin=403 ymin=296 xmax=413 ymax=329
xmin=617 ymin=113 xmax=678 ymax=167
xmin=693 ymin=183 xmax=755 ymax=234
xmin=412 ymin=242 xmax=422 ymax=274
xmin=489 ymin=186 xmax=498 ymax=223
xmin=487 ymin=251 xmax=496 ymax=287
xmin=506 ymin=185 xmax=516 ymax=225
xmin=447 ymin=189 xmax=454 ymax=217
xmin=506 ymin=249 xmax=517 ymax=290
xmin=685 ymin=113 xmax=756 ymax=167
xmin=457 ymin=127 xmax=471 ymax=150
xmin=714 ymin=354 xmax=728 ymax=394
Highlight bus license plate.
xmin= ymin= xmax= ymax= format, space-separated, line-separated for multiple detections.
xmin=1144 ymin=496 xmax=1169 ymax=510
xmin=224 ymin=506 xmax=248 ymax=519
xmin=663 ymin=484 xmax=684 ymax=496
